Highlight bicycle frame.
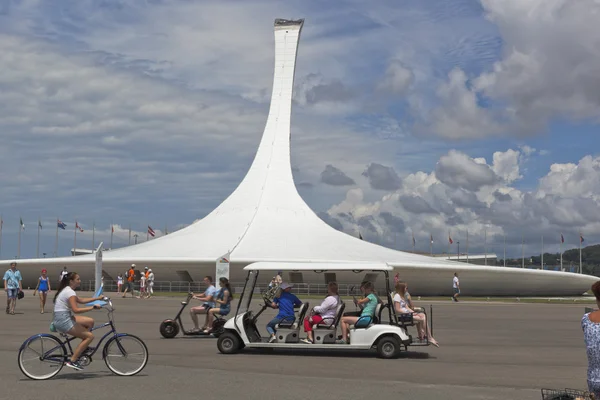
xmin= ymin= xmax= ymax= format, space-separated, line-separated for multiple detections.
xmin=23 ymin=300 xmax=129 ymax=364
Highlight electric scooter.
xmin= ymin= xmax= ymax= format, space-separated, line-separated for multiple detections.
xmin=159 ymin=292 xmax=226 ymax=338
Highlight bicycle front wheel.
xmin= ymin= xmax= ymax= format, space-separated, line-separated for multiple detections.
xmin=18 ymin=335 xmax=66 ymax=380
xmin=103 ymin=334 xmax=148 ymax=376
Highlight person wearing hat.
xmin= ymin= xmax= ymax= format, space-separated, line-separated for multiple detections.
xmin=3 ymin=262 xmax=23 ymax=315
xmin=122 ymin=264 xmax=136 ymax=298
xmin=146 ymin=268 xmax=154 ymax=298
xmin=266 ymin=282 xmax=302 ymax=343
xmin=33 ymin=268 xmax=52 ymax=313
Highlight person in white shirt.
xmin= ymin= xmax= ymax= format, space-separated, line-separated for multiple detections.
xmin=59 ymin=266 xmax=68 ymax=283
xmin=139 ymin=273 xmax=146 ymax=299
xmin=146 ymin=269 xmax=155 ymax=298
xmin=452 ymin=273 xmax=460 ymax=302
xmin=394 ymin=282 xmax=439 ymax=347
xmin=301 ymin=282 xmax=340 ymax=344
xmin=52 ymin=272 xmax=104 ymax=371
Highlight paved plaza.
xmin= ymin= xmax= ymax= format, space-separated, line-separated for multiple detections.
xmin=0 ymin=293 xmax=591 ymax=399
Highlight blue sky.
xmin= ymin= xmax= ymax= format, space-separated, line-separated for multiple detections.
xmin=0 ymin=0 xmax=599 ymax=260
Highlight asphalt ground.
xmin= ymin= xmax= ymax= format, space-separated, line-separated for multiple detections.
xmin=0 ymin=292 xmax=591 ymax=400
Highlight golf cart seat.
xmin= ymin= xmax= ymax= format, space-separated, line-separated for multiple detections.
xmin=274 ymin=302 xmax=309 ymax=343
xmin=349 ymin=303 xmax=382 ymax=331
xmin=275 ymin=302 xmax=309 ymax=329
xmin=313 ymin=302 xmax=346 ymax=344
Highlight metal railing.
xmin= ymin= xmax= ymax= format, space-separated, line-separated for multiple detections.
xmin=81 ymin=280 xmax=366 ymax=296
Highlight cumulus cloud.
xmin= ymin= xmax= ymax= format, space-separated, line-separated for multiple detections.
xmin=320 ymin=165 xmax=356 ymax=186
xmin=419 ymin=0 xmax=600 ymax=139
xmin=435 ymin=150 xmax=499 ymax=191
xmin=322 ymin=148 xmax=600 ymax=256
xmin=362 ymin=163 xmax=402 ymax=191
xmin=377 ymin=60 xmax=414 ymax=94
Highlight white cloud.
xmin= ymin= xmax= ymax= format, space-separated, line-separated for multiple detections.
xmin=492 ymin=149 xmax=522 ymax=183
xmin=377 ymin=60 xmax=414 ymax=94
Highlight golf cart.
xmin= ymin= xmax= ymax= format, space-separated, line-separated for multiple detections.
xmin=216 ymin=262 xmax=434 ymax=358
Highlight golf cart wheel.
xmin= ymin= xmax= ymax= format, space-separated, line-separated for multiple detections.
xmin=217 ymin=332 xmax=241 ymax=354
xmin=159 ymin=320 xmax=180 ymax=339
xmin=376 ymin=336 xmax=400 ymax=359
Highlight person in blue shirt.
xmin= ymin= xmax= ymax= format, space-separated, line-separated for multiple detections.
xmin=190 ymin=276 xmax=218 ymax=332
xmin=33 ymin=268 xmax=52 ymax=314
xmin=3 ymin=262 xmax=23 ymax=315
xmin=266 ymin=282 xmax=302 ymax=343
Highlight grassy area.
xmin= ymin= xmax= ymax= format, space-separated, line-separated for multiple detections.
xmin=138 ymin=291 xmax=597 ymax=304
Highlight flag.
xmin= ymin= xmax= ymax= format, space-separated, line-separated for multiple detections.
xmin=38 ymin=219 xmax=42 ymax=229
xmin=57 ymin=220 xmax=67 ymax=230
xmin=148 ymin=226 xmax=155 ymax=237
xmin=359 ymin=232 xmax=363 ymax=240
xmin=412 ymin=233 xmax=415 ymax=247
xmin=430 ymin=234 xmax=433 ymax=244
xmin=111 ymin=225 xmax=114 ymax=233
xmin=580 ymin=233 xmax=585 ymax=243
xmin=75 ymin=222 xmax=84 ymax=233
xmin=20 ymin=217 xmax=25 ymax=230
xmin=560 ymin=233 xmax=564 ymax=243
xmin=448 ymin=234 xmax=453 ymax=244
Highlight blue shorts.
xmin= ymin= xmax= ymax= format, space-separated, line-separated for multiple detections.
xmin=6 ymin=288 xmax=18 ymax=299
xmin=355 ymin=316 xmax=373 ymax=328
xmin=53 ymin=311 xmax=75 ymax=333
xmin=453 ymin=288 xmax=460 ymax=294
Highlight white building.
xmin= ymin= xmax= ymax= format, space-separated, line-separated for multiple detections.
xmin=1 ymin=19 xmax=596 ymax=296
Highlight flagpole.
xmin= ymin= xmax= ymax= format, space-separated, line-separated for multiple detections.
xmin=466 ymin=229 xmax=469 ymax=264
xmin=484 ymin=228 xmax=487 ymax=266
xmin=128 ymin=224 xmax=131 ymax=245
xmin=521 ymin=233 xmax=525 ymax=268
xmin=412 ymin=231 xmax=415 ymax=252
xmin=0 ymin=214 xmax=3 ymax=259
xmin=55 ymin=218 xmax=59 ymax=257
xmin=580 ymin=231 xmax=583 ymax=274
xmin=110 ymin=224 xmax=114 ymax=250
xmin=560 ymin=234 xmax=563 ymax=271
xmin=92 ymin=221 xmax=95 ymax=251
xmin=36 ymin=217 xmax=40 ymax=258
xmin=503 ymin=233 xmax=506 ymax=267
xmin=447 ymin=231 xmax=450 ymax=260
xmin=430 ymin=234 xmax=433 ymax=256
xmin=18 ymin=217 xmax=22 ymax=259
xmin=541 ymin=235 xmax=544 ymax=270
xmin=73 ymin=222 xmax=77 ymax=256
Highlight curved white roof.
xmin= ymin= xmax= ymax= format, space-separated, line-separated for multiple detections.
xmin=1 ymin=18 xmax=596 ymax=296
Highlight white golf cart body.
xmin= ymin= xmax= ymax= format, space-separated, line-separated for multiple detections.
xmin=218 ymin=262 xmax=431 ymax=358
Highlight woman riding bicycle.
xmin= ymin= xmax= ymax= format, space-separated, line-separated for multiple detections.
xmin=52 ymin=272 xmax=104 ymax=370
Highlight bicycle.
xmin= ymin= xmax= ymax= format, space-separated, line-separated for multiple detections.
xmin=17 ymin=297 xmax=149 ymax=380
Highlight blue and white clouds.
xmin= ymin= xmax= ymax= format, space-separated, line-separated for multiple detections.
xmin=0 ymin=0 xmax=599 ymax=259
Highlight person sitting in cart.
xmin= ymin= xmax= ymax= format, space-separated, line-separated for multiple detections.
xmin=394 ymin=282 xmax=439 ymax=347
xmin=189 ymin=276 xmax=218 ymax=333
xmin=301 ymin=281 xmax=340 ymax=344
xmin=339 ymin=281 xmax=378 ymax=344
xmin=266 ymin=282 xmax=302 ymax=343
xmin=204 ymin=277 xmax=233 ymax=334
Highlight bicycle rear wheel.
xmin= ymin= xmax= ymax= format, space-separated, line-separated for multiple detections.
xmin=103 ymin=334 xmax=148 ymax=376
xmin=18 ymin=335 xmax=66 ymax=380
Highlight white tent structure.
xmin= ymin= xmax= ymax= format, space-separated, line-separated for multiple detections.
xmin=1 ymin=19 xmax=596 ymax=295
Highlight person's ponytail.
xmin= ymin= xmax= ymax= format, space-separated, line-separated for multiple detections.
xmin=53 ymin=272 xmax=75 ymax=303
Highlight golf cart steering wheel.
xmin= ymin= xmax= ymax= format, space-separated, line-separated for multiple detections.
xmin=263 ymin=297 xmax=273 ymax=307
xmin=350 ymin=286 xmax=365 ymax=310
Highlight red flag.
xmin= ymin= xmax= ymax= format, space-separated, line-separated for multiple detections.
xmin=560 ymin=233 xmax=564 ymax=243
xmin=111 ymin=225 xmax=114 ymax=233
xmin=148 ymin=226 xmax=155 ymax=237
xmin=75 ymin=222 xmax=84 ymax=232
xmin=448 ymin=235 xmax=453 ymax=244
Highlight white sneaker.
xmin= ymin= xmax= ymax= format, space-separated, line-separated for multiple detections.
xmin=268 ymin=336 xmax=277 ymax=343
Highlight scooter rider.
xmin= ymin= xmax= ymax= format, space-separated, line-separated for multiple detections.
xmin=190 ymin=276 xmax=217 ymax=333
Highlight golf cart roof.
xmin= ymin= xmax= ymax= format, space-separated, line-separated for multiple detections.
xmin=243 ymin=261 xmax=392 ymax=272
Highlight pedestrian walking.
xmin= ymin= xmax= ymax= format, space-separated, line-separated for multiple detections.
xmin=59 ymin=266 xmax=68 ymax=284
xmin=33 ymin=269 xmax=51 ymax=314
xmin=3 ymin=262 xmax=23 ymax=315
xmin=117 ymin=274 xmax=123 ymax=294
xmin=146 ymin=269 xmax=154 ymax=298
xmin=452 ymin=273 xmax=460 ymax=302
